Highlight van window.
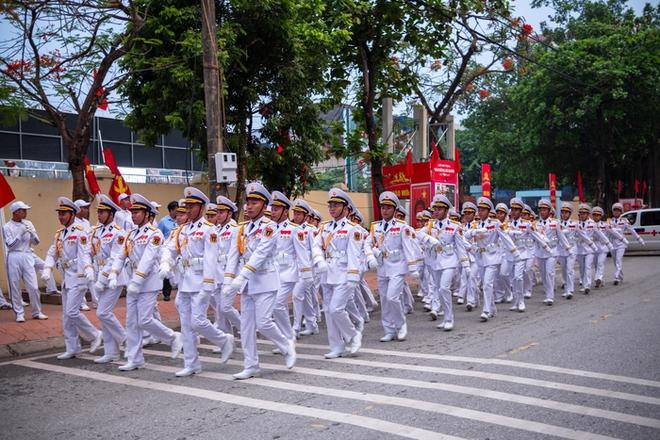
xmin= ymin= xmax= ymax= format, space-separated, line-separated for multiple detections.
xmin=640 ymin=210 xmax=660 ymax=227
xmin=623 ymin=212 xmax=637 ymax=225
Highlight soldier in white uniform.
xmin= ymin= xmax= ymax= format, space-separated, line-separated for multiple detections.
xmin=349 ymin=207 xmax=377 ymax=323
xmin=494 ymin=202 xmax=513 ymax=304
xmin=290 ymin=199 xmax=326 ymax=337
xmin=223 ymin=182 xmax=296 ymax=379
xmin=90 ymin=195 xmax=128 ymax=363
xmin=315 ymin=188 xmax=364 ymax=357
xmin=557 ymin=202 xmax=597 ymax=299
xmin=42 ymin=197 xmax=102 ymax=359
xmin=114 ymin=193 xmax=135 ymax=232
xmin=368 ymin=191 xmax=419 ymax=341
xmin=609 ymin=202 xmax=645 ymax=285
xmin=465 ymin=197 xmax=519 ymax=322
xmin=421 ymin=194 xmax=470 ymax=331
xmin=590 ymin=207 xmax=618 ymax=288
xmin=109 ymin=194 xmax=183 ymax=371
xmin=575 ymin=204 xmax=609 ymax=294
xmin=521 ymin=204 xmax=538 ymax=299
xmin=214 ymin=195 xmax=240 ymax=335
xmin=458 ymin=202 xmax=480 ymax=309
xmin=158 ymin=188 xmax=234 ymax=376
xmin=3 ymin=201 xmax=47 ymax=322
xmin=74 ymin=199 xmax=96 ymax=311
xmin=270 ymin=191 xmax=314 ymax=344
xmin=395 ymin=205 xmax=416 ymax=315
xmin=534 ymin=199 xmax=571 ymax=305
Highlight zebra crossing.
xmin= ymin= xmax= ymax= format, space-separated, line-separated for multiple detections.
xmin=7 ymin=336 xmax=660 ymax=440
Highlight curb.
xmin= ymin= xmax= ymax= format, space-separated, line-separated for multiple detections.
xmin=0 ymin=319 xmax=182 ymax=361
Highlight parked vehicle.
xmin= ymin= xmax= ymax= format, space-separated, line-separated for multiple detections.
xmin=622 ymin=208 xmax=660 ymax=254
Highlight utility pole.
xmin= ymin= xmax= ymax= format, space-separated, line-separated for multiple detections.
xmin=200 ymin=0 xmax=224 ymax=199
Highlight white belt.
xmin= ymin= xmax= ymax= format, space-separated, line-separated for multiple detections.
xmin=182 ymin=257 xmax=204 ymax=268
xmin=58 ymin=258 xmax=78 ymax=270
xmin=382 ymin=249 xmax=401 ymax=259
xmin=276 ymin=252 xmax=292 ymax=265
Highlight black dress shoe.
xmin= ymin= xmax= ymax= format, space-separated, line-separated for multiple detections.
xmin=163 ymin=295 xmax=171 ymax=302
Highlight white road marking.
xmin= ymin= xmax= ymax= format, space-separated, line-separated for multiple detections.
xmin=149 ymin=349 xmax=660 ymax=430
xmin=220 ymin=345 xmax=660 ymax=406
xmin=252 ymin=339 xmax=660 ymax=389
xmin=106 ymin=357 xmax=623 ymax=440
xmin=14 ymin=359 xmax=460 ymax=440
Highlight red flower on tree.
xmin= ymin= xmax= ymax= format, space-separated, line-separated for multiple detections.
xmin=502 ymin=58 xmax=514 ymax=70
xmin=522 ymin=23 xmax=533 ymax=36
xmin=479 ymin=89 xmax=490 ymax=100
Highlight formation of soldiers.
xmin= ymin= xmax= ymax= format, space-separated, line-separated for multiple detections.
xmin=1 ymin=186 xmax=644 ymax=380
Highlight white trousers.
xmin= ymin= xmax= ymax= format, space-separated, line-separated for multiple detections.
xmin=360 ymin=277 xmax=377 ymax=312
xmin=577 ymin=253 xmax=594 ymax=289
xmin=125 ymin=290 xmax=175 ymax=365
xmin=478 ymin=264 xmax=498 ymax=315
xmin=558 ymin=254 xmax=576 ymax=294
xmin=496 ymin=259 xmax=513 ymax=301
xmin=594 ymin=251 xmax=608 ymax=282
xmin=176 ymin=290 xmax=231 ymax=370
xmin=61 ymin=285 xmax=99 ymax=354
xmin=537 ymin=256 xmax=557 ymax=300
xmin=523 ymin=258 xmax=535 ymax=296
xmin=322 ymin=283 xmax=358 ymax=353
xmin=612 ymin=247 xmax=626 ymax=282
xmin=466 ymin=260 xmax=481 ymax=306
xmin=274 ymin=281 xmax=295 ymax=341
xmin=240 ymin=291 xmax=289 ymax=370
xmin=433 ymin=268 xmax=455 ymax=323
xmin=95 ymin=286 xmax=125 ymax=356
xmin=215 ymin=285 xmax=241 ymax=334
xmin=510 ymin=260 xmax=526 ymax=308
xmin=292 ymin=279 xmax=317 ymax=332
xmin=7 ymin=252 xmax=42 ymax=318
xmin=377 ymin=275 xmax=406 ymax=335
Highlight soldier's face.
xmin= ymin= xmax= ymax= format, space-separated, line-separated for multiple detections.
xmin=395 ymin=212 xmax=405 ymax=221
xmin=97 ymin=210 xmax=112 ymax=225
xmin=271 ymin=205 xmax=289 ymax=223
xmin=592 ymin=213 xmax=602 ymax=222
xmin=496 ymin=211 xmax=506 ymax=222
xmin=434 ymin=206 xmax=447 ymax=219
xmin=380 ymin=204 xmax=395 ymax=220
xmin=216 ymin=209 xmax=231 ymax=225
xmin=205 ymin=212 xmax=217 ymax=224
xmin=477 ymin=207 xmax=490 ymax=220
xmin=578 ymin=211 xmax=588 ymax=221
xmin=292 ymin=211 xmax=306 ymax=225
xmin=306 ymin=215 xmax=318 ymax=226
xmin=463 ymin=212 xmax=474 ymax=222
xmin=613 ymin=208 xmax=622 ymax=218
xmin=57 ymin=211 xmax=74 ymax=226
xmin=418 ymin=219 xmax=427 ymax=228
xmin=510 ymin=207 xmax=521 ymax=219
xmin=12 ymin=208 xmax=27 ymax=221
xmin=176 ymin=212 xmax=188 ymax=225
xmin=328 ymin=202 xmax=345 ymax=220
xmin=131 ymin=209 xmax=147 ymax=226
xmin=560 ymin=210 xmax=571 ymax=221
xmin=186 ymin=203 xmax=203 ymax=221
xmin=539 ymin=207 xmax=550 ymax=219
xmin=245 ymin=198 xmax=265 ymax=220
xmin=120 ymin=199 xmax=131 ymax=209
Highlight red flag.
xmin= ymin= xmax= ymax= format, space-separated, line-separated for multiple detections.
xmin=93 ymin=69 xmax=108 ymax=111
xmin=429 ymin=142 xmax=439 ymax=165
xmin=642 ymin=180 xmax=648 ymax=198
xmin=616 ymin=179 xmax=622 ymax=195
xmin=405 ymin=150 xmax=413 ymax=177
xmin=102 ymin=147 xmax=130 ymax=203
xmin=481 ymin=163 xmax=491 ymax=199
xmin=577 ymin=170 xmax=585 ymax=202
xmin=0 ymin=173 xmax=16 ymax=208
xmin=454 ymin=146 xmax=461 ymax=173
xmin=549 ymin=173 xmax=557 ymax=208
xmin=102 ymin=146 xmax=120 ymax=175
xmin=84 ymin=156 xmax=101 ymax=195
xmin=634 ymin=178 xmax=640 ymax=197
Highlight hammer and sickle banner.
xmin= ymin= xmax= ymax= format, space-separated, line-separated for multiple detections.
xmin=481 ymin=163 xmax=491 ymax=199
xmin=549 ymin=173 xmax=557 ymax=210
xmin=103 ymin=145 xmax=131 ymax=204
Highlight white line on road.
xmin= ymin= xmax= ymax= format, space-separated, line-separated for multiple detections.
xmin=252 ymin=339 xmax=660 ymax=389
xmin=112 ymin=357 xmax=623 ymax=440
xmin=146 ymin=349 xmax=660 ymax=430
xmin=217 ymin=345 xmax=660 ymax=406
xmin=13 ymin=359 xmax=460 ymax=440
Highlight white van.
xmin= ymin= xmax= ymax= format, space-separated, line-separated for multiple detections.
xmin=621 ymin=208 xmax=660 ymax=254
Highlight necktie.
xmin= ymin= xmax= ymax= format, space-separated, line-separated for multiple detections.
xmin=248 ymin=222 xmax=255 ymax=233
xmin=383 ymin=221 xmax=389 ymax=232
xmin=62 ymin=228 xmax=68 ymax=238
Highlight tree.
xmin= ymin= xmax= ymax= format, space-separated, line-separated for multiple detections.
xmin=122 ymin=0 xmax=345 ymax=206
xmin=0 ymin=1 xmax=147 ymax=199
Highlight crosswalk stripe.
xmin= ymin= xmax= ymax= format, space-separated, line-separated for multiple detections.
xmin=224 ymin=345 xmax=660 ymax=406
xmin=13 ymin=359 xmax=460 ymax=440
xmin=102 ymin=356 xmax=623 ymax=440
xmin=146 ymin=348 xmax=660 ymax=430
xmin=253 ymin=339 xmax=660 ymax=389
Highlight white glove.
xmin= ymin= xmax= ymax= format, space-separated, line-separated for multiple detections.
xmin=25 ymin=224 xmax=37 ymax=236
xmin=94 ymin=280 xmax=105 ymax=291
xmin=224 ymin=275 xmax=244 ymax=296
xmin=372 ymin=247 xmax=382 ymax=259
xmin=126 ymin=282 xmax=140 ymax=295
xmin=158 ymin=263 xmax=171 ymax=280
xmin=367 ymin=255 xmax=378 ymax=270
xmin=108 ymin=273 xmax=118 ymax=290
xmin=623 ymin=238 xmax=629 ymax=245
xmin=85 ymin=267 xmax=95 ymax=282
xmin=41 ymin=268 xmax=52 ymax=282
xmin=409 ymin=270 xmax=420 ymax=281
xmin=315 ymin=260 xmax=329 ymax=274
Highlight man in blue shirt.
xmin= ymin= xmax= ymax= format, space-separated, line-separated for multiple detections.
xmin=157 ymin=201 xmax=179 ymax=301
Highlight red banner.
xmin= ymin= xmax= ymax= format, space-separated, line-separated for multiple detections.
xmin=103 ymin=147 xmax=130 ymax=204
xmin=549 ymin=173 xmax=556 ymax=209
xmin=381 ymin=163 xmax=410 ymax=200
xmin=481 ymin=163 xmax=491 ymax=199
xmin=0 ymin=173 xmax=16 ymax=209
xmin=411 ymin=183 xmax=432 ymax=227
xmin=577 ymin=170 xmax=585 ymax=202
xmin=84 ymin=156 xmax=101 ymax=196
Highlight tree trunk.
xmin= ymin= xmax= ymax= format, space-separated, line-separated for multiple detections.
xmin=234 ymin=121 xmax=248 ymax=219
xmin=651 ymin=143 xmax=659 ymax=208
xmin=67 ymin=139 xmax=90 ymax=201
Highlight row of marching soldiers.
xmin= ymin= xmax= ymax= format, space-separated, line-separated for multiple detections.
xmin=39 ymin=184 xmax=643 ymax=379
xmin=413 ymin=196 xmax=645 ymax=329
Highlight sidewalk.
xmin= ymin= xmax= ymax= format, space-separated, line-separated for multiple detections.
xmin=0 ymin=273 xmax=380 ymax=359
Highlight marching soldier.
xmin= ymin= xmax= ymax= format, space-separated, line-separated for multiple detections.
xmin=494 ymin=203 xmax=513 ymax=304
xmin=395 ymin=205 xmax=416 ymax=315
xmin=3 ymin=201 xmax=48 ymax=322
xmin=521 ymin=204 xmax=538 ymax=299
xmin=458 ymin=202 xmax=479 ymax=309
xmin=368 ymin=191 xmax=419 ymax=341
xmin=349 ymin=207 xmax=376 ymax=324
xmin=465 ymin=197 xmax=519 ymax=322
xmin=42 ymin=197 xmax=102 ymax=359
xmin=557 ymin=202 xmax=597 ymax=299
xmin=315 ymin=188 xmax=363 ymax=357
xmin=223 ymin=182 xmax=296 ymax=379
xmin=590 ymin=207 xmax=617 ymax=288
xmin=159 ymin=187 xmax=235 ymax=377
xmin=575 ymin=204 xmax=609 ymax=294
xmin=609 ymin=202 xmax=645 ymax=285
xmin=422 ymin=194 xmax=470 ymax=331
xmin=109 ymin=194 xmax=183 ymax=371
xmin=214 ymin=195 xmax=240 ymax=336
xmin=534 ymin=199 xmax=571 ymax=305
xmin=90 ymin=195 xmax=127 ymax=363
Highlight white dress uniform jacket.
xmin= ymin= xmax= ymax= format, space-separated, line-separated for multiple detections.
xmin=112 ymin=223 xmax=164 ymax=292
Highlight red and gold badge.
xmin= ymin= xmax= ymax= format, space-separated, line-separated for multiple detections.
xmin=152 ymin=236 xmax=161 ymax=245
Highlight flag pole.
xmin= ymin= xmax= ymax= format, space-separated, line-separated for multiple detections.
xmin=98 ymin=128 xmax=105 ymax=164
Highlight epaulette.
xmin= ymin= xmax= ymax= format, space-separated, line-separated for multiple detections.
xmin=347 ymin=220 xmax=357 ymax=226
xmin=450 ymin=219 xmax=460 ymax=225
xmin=56 ymin=227 xmax=65 ymax=233
xmin=73 ymin=224 xmax=83 ymax=231
xmin=239 ymin=220 xmax=250 ymax=225
xmin=92 ymin=224 xmax=102 ymax=230
xmin=203 ymin=220 xmax=214 ymax=227
xmin=113 ymin=224 xmax=121 ymax=230
xmin=371 ymin=220 xmax=379 ymax=225
xmin=321 ymin=220 xmax=332 ymax=225
xmin=261 ymin=218 xmax=271 ymax=224
xmin=396 ymin=219 xmax=406 ymax=224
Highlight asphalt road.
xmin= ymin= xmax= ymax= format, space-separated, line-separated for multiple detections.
xmin=1 ymin=255 xmax=659 ymax=440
